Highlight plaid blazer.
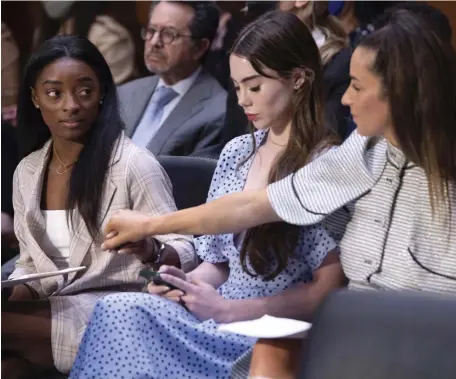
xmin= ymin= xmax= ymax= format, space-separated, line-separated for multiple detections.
xmin=10 ymin=133 xmax=197 ymax=372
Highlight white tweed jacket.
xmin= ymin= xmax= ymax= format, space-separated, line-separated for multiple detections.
xmin=268 ymin=130 xmax=456 ymax=293
xmin=232 ymin=130 xmax=456 ymax=379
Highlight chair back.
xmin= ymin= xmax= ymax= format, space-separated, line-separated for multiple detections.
xmin=300 ymin=289 xmax=456 ymax=379
xmin=157 ymin=155 xmax=217 ymax=210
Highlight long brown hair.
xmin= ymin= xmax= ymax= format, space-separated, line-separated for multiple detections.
xmin=359 ymin=10 xmax=456 ymax=211
xmin=231 ymin=11 xmax=338 ymax=280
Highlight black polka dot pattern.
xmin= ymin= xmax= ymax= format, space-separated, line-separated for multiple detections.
xmin=69 ymin=131 xmax=338 ymax=379
xmin=70 ymin=293 xmax=253 ymax=379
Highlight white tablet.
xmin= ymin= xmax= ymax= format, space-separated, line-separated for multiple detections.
xmin=1 ymin=266 xmax=86 ymax=289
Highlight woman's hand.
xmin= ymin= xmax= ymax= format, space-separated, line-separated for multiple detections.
xmin=8 ymin=284 xmax=36 ymax=301
xmin=159 ymin=271 xmax=229 ymax=322
xmin=102 ymin=210 xmax=154 ymax=250
xmin=113 ymin=237 xmax=160 ymax=263
xmin=147 ymin=266 xmax=187 ymax=303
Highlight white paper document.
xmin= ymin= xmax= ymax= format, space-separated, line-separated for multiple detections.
xmin=1 ymin=266 xmax=86 ymax=289
xmin=218 ymin=315 xmax=312 ymax=339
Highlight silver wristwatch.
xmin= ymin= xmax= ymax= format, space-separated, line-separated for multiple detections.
xmin=142 ymin=240 xmax=166 ymax=270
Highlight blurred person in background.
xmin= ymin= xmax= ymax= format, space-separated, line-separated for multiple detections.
xmin=118 ymin=1 xmax=227 ymax=159
xmin=34 ymin=1 xmax=143 ymax=84
xmin=375 ymin=1 xmax=452 ymax=45
xmin=279 ymin=0 xmax=353 ymax=139
xmin=205 ymin=1 xmax=244 ymax=90
xmin=1 ymin=22 xmax=20 ymax=124
xmin=1 ymin=23 xmax=21 ymax=268
xmin=330 ymin=0 xmax=400 ymax=47
xmin=1 ymin=121 xmax=20 ymax=266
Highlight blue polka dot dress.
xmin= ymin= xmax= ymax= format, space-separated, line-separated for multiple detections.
xmin=69 ymin=131 xmax=338 ymax=379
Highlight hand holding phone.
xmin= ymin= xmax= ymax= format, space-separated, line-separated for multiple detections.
xmin=139 ymin=268 xmax=179 ymax=291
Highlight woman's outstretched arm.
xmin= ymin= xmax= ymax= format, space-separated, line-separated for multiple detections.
xmin=102 ymin=132 xmax=373 ymax=251
xmin=102 ymin=188 xmax=280 ymax=251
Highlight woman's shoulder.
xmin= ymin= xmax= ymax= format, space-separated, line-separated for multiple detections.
xmin=221 ymin=133 xmax=252 ymax=154
xmin=112 ymin=135 xmax=164 ymax=179
xmin=15 ymin=140 xmax=52 ymax=182
xmin=220 ymin=130 xmax=266 ymax=158
xmin=115 ymin=135 xmax=159 ymax=165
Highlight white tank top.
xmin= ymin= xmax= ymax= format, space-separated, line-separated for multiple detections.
xmin=41 ymin=210 xmax=71 ymax=270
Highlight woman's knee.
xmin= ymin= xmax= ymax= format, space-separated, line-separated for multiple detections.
xmin=2 ymin=300 xmax=51 ymax=338
xmin=249 ymin=338 xmax=303 ymax=379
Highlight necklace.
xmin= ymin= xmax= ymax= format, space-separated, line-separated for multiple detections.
xmin=53 ymin=145 xmax=77 ymax=175
xmin=268 ymin=138 xmax=287 ymax=147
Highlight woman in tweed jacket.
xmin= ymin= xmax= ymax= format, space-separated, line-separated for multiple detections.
xmin=2 ymin=36 xmax=196 ymax=378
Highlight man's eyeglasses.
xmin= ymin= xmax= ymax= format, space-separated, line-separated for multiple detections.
xmin=141 ymin=26 xmax=192 ymax=44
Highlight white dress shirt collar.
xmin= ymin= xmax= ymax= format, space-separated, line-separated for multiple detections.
xmin=156 ymin=66 xmax=202 ymax=97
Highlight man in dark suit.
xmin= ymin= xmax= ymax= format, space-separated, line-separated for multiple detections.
xmin=118 ymin=1 xmax=227 ymax=158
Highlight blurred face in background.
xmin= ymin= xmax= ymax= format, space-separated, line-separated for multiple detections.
xmin=230 ymin=54 xmax=295 ymax=133
xmin=278 ymin=1 xmax=312 ymax=26
xmin=144 ymin=1 xmax=208 ymax=84
xmin=278 ymin=1 xmax=297 ymax=12
xmin=342 ymin=47 xmax=392 ymax=138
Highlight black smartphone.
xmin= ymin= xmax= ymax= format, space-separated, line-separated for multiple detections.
xmin=139 ymin=268 xmax=179 ymax=291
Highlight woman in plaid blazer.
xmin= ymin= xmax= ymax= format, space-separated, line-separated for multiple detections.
xmin=2 ymin=35 xmax=196 ymax=378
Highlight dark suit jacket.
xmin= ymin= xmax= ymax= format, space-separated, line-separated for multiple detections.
xmin=323 ymin=47 xmax=353 ymax=140
xmin=118 ymin=70 xmax=227 ymax=158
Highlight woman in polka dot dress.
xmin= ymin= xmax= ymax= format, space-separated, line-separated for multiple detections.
xmin=69 ymin=11 xmax=344 ymax=379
